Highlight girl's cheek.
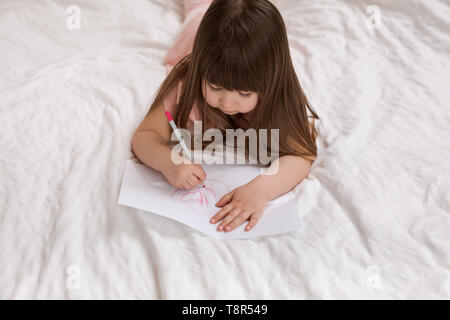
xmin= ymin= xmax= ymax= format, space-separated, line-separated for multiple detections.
xmin=243 ymin=100 xmax=258 ymax=113
xmin=202 ymin=86 xmax=216 ymax=106
xmin=243 ymin=95 xmax=258 ymax=110
xmin=208 ymin=94 xmax=221 ymax=109
xmin=205 ymin=97 xmax=217 ymax=108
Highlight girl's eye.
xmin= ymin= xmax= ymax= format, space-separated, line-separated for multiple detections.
xmin=208 ymin=83 xmax=251 ymax=96
xmin=209 ymin=84 xmax=221 ymax=91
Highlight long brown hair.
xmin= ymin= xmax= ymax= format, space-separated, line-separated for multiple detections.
xmin=147 ymin=0 xmax=320 ymax=164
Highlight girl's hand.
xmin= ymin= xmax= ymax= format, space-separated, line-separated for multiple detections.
xmin=161 ymin=157 xmax=207 ymax=190
xmin=210 ymin=182 xmax=269 ymax=232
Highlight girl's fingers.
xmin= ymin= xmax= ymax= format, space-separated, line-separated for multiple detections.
xmin=187 ymin=175 xmax=199 ymax=188
xmin=184 ymin=180 xmax=194 ymax=189
xmin=215 ymin=191 xmax=234 ymax=207
xmin=223 ymin=211 xmax=252 ymax=232
xmin=182 ymin=181 xmax=193 ymax=189
xmin=217 ymin=208 xmax=242 ymax=231
xmin=245 ymin=213 xmax=262 ymax=231
xmin=210 ymin=204 xmax=234 ymax=225
xmin=193 ymin=165 xmax=207 ymax=182
xmin=191 ymin=173 xmax=203 ymax=185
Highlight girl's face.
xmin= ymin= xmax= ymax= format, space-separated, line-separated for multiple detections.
xmin=202 ymin=79 xmax=258 ymax=115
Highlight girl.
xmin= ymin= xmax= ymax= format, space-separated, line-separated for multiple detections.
xmin=131 ymin=0 xmax=320 ymax=233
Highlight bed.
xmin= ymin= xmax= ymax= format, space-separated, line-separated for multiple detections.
xmin=0 ymin=0 xmax=449 ymax=299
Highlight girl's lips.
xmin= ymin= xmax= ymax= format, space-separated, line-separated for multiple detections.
xmin=221 ymin=109 xmax=235 ymax=114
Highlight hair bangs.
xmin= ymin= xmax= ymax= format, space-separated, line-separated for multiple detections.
xmin=200 ymin=39 xmax=263 ymax=94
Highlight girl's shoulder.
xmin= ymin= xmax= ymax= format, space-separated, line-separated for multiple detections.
xmin=162 ymin=79 xmax=201 ymax=125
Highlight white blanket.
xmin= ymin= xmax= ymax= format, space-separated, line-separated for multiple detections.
xmin=0 ymin=0 xmax=449 ymax=299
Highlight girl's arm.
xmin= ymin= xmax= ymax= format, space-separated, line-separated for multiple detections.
xmin=210 ymin=155 xmax=312 ymax=232
xmin=132 ymin=129 xmax=174 ymax=173
xmin=131 ymin=103 xmax=174 ymax=172
xmin=249 ymin=155 xmax=312 ymax=201
xmin=131 ymin=103 xmax=207 ymax=189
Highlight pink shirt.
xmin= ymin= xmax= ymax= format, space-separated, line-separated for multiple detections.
xmin=163 ymin=80 xmax=255 ymax=131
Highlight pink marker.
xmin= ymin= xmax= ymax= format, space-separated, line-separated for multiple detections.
xmin=165 ymin=111 xmax=206 ymax=188
xmin=165 ymin=111 xmax=192 ymax=160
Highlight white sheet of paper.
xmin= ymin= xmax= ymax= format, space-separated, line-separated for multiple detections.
xmin=118 ymin=159 xmax=301 ymax=239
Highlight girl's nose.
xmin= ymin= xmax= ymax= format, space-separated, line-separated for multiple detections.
xmin=219 ymin=92 xmax=233 ymax=109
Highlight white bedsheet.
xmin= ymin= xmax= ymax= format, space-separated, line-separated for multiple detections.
xmin=0 ymin=0 xmax=449 ymax=299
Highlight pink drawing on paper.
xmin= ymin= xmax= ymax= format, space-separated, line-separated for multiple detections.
xmin=170 ymin=178 xmax=230 ymax=215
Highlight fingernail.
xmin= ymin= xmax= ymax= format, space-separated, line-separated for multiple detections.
xmin=218 ymin=225 xmax=223 ymax=231
xmin=225 ymin=226 xmax=230 ymax=232
xmin=210 ymin=219 xmax=215 ymax=223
